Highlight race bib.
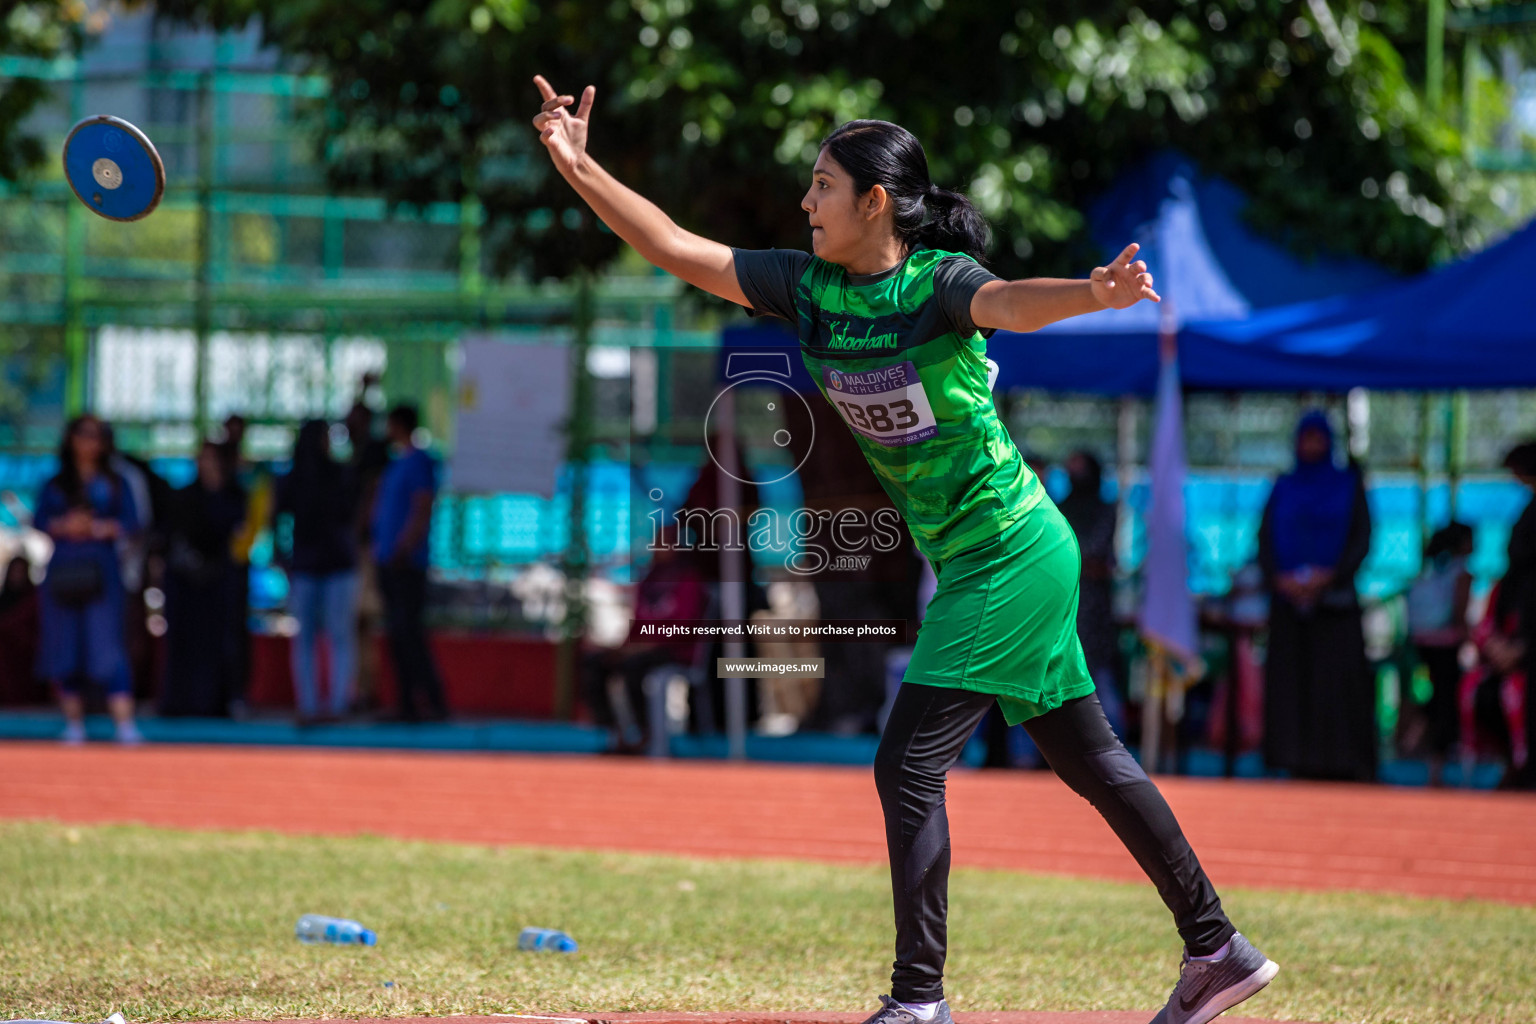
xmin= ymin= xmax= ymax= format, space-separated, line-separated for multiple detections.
xmin=822 ymin=361 xmax=938 ymax=447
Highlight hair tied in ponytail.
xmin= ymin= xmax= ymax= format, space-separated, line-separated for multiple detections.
xmin=821 ymin=120 xmax=991 ymax=261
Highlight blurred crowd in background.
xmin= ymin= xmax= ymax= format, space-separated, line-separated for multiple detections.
xmin=0 ymin=398 xmax=447 ymax=741
xmin=1 ymin=402 xmax=1532 ymax=791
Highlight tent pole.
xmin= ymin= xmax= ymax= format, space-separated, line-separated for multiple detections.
xmin=1141 ymin=643 xmax=1165 ymax=774
xmin=554 ymin=273 xmax=595 ymax=722
xmin=1116 ymin=394 xmax=1136 ymax=569
xmin=1417 ymin=393 xmax=1433 ymax=541
xmin=1116 ymin=393 xmax=1136 ymax=742
xmin=1446 ymin=392 xmax=1465 ymax=518
xmin=716 ymin=394 xmax=749 ymax=760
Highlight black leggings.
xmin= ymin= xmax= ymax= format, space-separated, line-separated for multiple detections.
xmin=1414 ymin=644 xmax=1462 ymax=757
xmin=873 ymin=683 xmax=1235 ymax=1003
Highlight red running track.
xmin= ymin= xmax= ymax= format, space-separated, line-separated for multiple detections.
xmin=1 ymin=744 xmax=1534 ymax=905
xmin=373 ymin=1011 xmax=1313 ymax=1024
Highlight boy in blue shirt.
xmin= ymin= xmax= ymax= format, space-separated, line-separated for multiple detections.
xmin=371 ymin=404 xmax=447 ymax=721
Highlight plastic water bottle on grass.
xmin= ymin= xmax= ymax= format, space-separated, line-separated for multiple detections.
xmin=296 ymin=913 xmax=377 ymax=945
xmin=518 ymin=926 xmax=577 ymax=952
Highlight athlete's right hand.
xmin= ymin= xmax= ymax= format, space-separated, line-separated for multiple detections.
xmin=532 ymin=74 xmax=594 ymax=174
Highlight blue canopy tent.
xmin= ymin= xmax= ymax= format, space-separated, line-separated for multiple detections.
xmin=989 ymin=151 xmax=1393 ymax=395
xmin=703 ymin=159 xmax=1521 ymax=761
xmin=1180 ymin=216 xmax=1536 ymax=390
xmin=717 ymin=151 xmax=1401 ymax=395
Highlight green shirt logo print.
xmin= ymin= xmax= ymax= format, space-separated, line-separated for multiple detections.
xmin=825 ymin=325 xmax=901 ymax=351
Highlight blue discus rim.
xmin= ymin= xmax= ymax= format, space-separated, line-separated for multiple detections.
xmin=61 ymin=115 xmax=166 ymax=222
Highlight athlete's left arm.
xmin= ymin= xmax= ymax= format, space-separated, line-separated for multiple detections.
xmin=968 ymin=243 xmax=1159 ymax=333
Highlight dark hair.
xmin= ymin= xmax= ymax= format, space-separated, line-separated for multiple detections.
xmin=1068 ymin=450 xmax=1104 ymax=490
xmin=345 ymin=400 xmax=373 ymax=429
xmin=1504 ymin=440 xmax=1536 ymax=478
xmin=387 ymin=403 xmax=420 ymax=435
xmin=0 ymin=554 xmax=33 ymax=611
xmin=285 ymin=419 xmax=344 ymax=531
xmin=195 ymin=438 xmax=227 ymax=481
xmin=54 ymin=414 xmax=117 ymax=506
xmin=3 ymin=554 xmax=31 ymax=589
xmin=820 ymin=120 xmax=991 ymax=261
xmin=290 ymin=419 xmax=332 ymax=482
xmin=1425 ymin=521 xmax=1474 ymax=561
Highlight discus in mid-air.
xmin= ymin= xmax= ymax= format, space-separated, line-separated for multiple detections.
xmin=62 ymin=115 xmax=165 ymax=222
xmin=530 ymin=73 xmax=1277 ymax=1024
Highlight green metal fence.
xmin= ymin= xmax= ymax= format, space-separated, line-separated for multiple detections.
xmin=0 ymin=44 xmax=719 ymax=461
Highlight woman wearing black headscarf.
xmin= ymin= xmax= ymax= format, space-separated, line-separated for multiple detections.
xmin=1257 ymin=411 xmax=1375 ymax=781
xmin=1495 ymin=441 xmax=1536 ymax=790
xmin=1059 ymin=450 xmax=1126 ymax=735
xmin=0 ymin=555 xmax=42 ymax=706
xmin=160 ymin=441 xmax=248 ymax=717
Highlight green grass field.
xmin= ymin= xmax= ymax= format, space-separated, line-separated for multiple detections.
xmin=1 ymin=821 xmax=1531 ymax=1024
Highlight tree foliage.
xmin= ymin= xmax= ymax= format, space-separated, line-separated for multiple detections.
xmin=154 ymin=0 xmax=1472 ymax=280
xmin=0 ymin=2 xmax=89 ymax=181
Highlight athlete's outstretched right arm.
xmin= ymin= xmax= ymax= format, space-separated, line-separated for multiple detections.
xmin=531 ymin=75 xmax=750 ymax=309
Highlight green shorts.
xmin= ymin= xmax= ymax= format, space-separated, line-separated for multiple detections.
xmin=903 ymin=500 xmax=1096 ymax=726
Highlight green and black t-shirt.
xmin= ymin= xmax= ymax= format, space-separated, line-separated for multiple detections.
xmin=732 ymin=246 xmax=1046 ymax=563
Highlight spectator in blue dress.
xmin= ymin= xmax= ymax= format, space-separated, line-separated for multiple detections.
xmin=371 ymin=403 xmax=447 ymax=721
xmin=35 ymin=414 xmax=142 ymax=745
xmin=275 ymin=419 xmax=361 ymax=724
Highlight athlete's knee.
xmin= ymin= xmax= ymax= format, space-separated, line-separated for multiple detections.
xmin=876 ymin=727 xmax=953 ymax=818
xmin=1048 ymin=740 xmax=1148 ymax=800
xmin=873 ymin=726 xmax=910 ymax=804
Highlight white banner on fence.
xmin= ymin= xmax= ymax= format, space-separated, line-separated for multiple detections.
xmin=451 ymin=334 xmax=571 ymax=497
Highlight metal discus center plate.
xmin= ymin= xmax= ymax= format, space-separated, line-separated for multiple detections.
xmin=62 ymin=115 xmax=165 ymax=221
xmin=92 ymin=158 xmax=124 ymax=189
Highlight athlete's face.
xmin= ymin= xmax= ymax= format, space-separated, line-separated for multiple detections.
xmin=802 ymin=149 xmax=887 ymax=265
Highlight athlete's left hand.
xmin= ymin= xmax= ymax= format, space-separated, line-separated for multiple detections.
xmin=1090 ymin=243 xmax=1160 ymax=309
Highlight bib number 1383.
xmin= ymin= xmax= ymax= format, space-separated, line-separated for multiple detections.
xmin=822 ymin=361 xmax=938 ymax=446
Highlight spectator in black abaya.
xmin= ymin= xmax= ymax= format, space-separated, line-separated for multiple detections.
xmin=160 ymin=441 xmax=247 ymax=717
xmin=216 ymin=413 xmax=259 ymax=717
xmin=0 ymin=555 xmax=42 ymax=706
xmin=1058 ymin=450 xmax=1126 ymax=737
xmin=1257 ymin=411 xmax=1375 ymax=782
xmin=1495 ymin=440 xmax=1536 ymax=790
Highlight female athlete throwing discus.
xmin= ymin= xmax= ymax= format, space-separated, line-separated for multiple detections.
xmin=530 ymin=74 xmax=1279 ymax=1024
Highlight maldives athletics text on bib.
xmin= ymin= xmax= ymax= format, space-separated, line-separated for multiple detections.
xmin=792 ymin=249 xmax=1046 ymax=563
xmin=823 ymin=362 xmax=938 ymax=446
